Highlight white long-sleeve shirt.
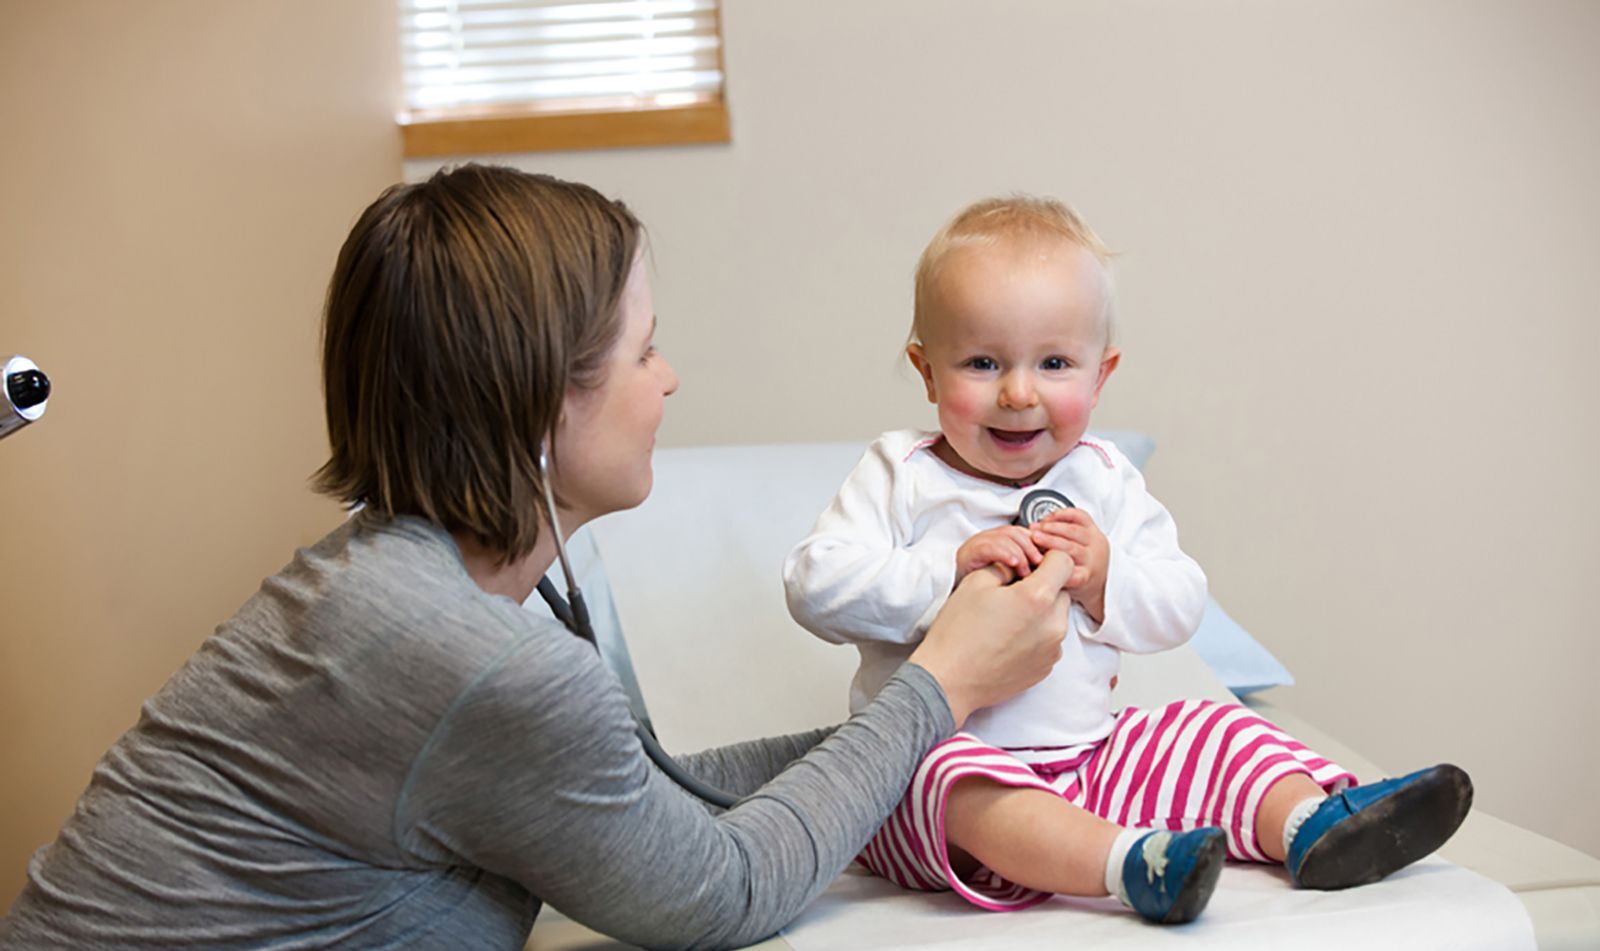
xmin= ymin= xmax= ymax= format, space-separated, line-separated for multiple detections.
xmin=784 ymin=430 xmax=1207 ymax=756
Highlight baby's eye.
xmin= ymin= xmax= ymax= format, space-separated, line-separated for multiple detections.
xmin=966 ymin=357 xmax=998 ymax=371
xmin=1041 ymin=356 xmax=1070 ymax=371
xmin=639 ymin=345 xmax=658 ymax=366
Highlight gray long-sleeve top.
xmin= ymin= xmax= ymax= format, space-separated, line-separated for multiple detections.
xmin=1 ymin=513 xmax=955 ymax=949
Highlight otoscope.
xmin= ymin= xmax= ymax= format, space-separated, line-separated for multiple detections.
xmin=1 ymin=355 xmax=51 ymax=442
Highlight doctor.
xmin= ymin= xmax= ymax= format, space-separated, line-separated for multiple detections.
xmin=0 ymin=164 xmax=1074 ymax=950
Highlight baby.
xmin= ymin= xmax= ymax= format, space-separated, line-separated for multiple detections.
xmin=784 ymin=196 xmax=1471 ymax=922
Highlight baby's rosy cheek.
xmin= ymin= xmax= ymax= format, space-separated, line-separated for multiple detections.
xmin=939 ymin=393 xmax=984 ymax=420
xmin=940 ymin=379 xmax=988 ymax=407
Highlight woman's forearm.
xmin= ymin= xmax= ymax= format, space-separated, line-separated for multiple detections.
xmin=697 ymin=665 xmax=953 ymax=947
xmin=408 ymin=640 xmax=953 ymax=951
xmin=675 ymin=727 xmax=837 ymax=802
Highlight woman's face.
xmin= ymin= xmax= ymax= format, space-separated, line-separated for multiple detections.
xmin=551 ymin=254 xmax=678 ymax=528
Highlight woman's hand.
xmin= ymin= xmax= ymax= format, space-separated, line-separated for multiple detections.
xmin=908 ymin=550 xmax=1074 ymax=728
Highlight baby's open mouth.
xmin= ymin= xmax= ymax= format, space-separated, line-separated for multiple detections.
xmin=988 ymin=428 xmax=1042 ymax=446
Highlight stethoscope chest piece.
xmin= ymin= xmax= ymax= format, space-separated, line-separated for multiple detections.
xmin=1014 ymin=488 xmax=1074 ymax=527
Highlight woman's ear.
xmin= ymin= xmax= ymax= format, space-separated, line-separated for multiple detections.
xmin=906 ymin=343 xmax=939 ymax=404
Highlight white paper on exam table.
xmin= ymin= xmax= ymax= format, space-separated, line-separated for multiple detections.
xmin=781 ymin=855 xmax=1535 ymax=951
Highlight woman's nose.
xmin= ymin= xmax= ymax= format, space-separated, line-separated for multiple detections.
xmin=660 ymin=353 xmax=680 ymax=396
xmin=998 ymin=371 xmax=1036 ymax=409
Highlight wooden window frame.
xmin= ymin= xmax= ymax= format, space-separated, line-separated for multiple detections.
xmin=398 ymin=1 xmax=731 ymax=158
xmin=400 ymin=98 xmax=729 ymax=157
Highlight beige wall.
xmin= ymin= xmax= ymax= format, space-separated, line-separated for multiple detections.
xmin=414 ymin=0 xmax=1600 ymax=856
xmin=3 ymin=0 xmax=1595 ymax=917
xmin=0 ymin=1 xmax=400 ymax=907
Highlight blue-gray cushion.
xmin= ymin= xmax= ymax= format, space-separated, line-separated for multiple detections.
xmin=1093 ymin=430 xmax=1294 ymax=695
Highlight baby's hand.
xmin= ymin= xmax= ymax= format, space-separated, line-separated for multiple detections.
xmin=954 ymin=526 xmax=1049 ymax=586
xmin=1029 ymin=508 xmax=1110 ymax=621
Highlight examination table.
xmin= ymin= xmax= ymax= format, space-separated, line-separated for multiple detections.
xmin=524 ymin=440 xmax=1600 ymax=950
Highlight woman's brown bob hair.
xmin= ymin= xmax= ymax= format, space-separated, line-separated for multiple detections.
xmin=314 ymin=164 xmax=641 ymax=561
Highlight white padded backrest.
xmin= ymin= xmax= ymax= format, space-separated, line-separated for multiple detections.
xmin=587 ymin=443 xmax=867 ymax=752
xmin=584 ymin=441 xmax=1233 ymax=755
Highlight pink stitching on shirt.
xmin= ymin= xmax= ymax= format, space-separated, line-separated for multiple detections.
xmin=1077 ymin=439 xmax=1115 ymax=469
xmin=906 ymin=435 xmax=941 ymax=463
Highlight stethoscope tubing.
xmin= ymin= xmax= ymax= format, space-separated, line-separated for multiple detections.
xmin=536 ymin=446 xmax=740 ymax=810
xmin=534 ymin=576 xmax=739 ymax=809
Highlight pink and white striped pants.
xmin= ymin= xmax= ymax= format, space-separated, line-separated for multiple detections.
xmin=858 ymin=699 xmax=1357 ymax=911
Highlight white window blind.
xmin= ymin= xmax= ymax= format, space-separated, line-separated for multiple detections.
xmin=399 ymin=0 xmax=725 ymax=119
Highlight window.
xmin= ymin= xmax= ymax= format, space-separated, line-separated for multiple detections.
xmin=398 ymin=0 xmax=730 ymax=157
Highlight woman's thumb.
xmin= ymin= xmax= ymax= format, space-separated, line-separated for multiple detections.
xmin=1018 ymin=549 xmax=1074 ymax=593
xmin=956 ymin=563 xmax=1012 ymax=591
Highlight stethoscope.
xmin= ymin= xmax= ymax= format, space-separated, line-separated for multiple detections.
xmin=534 ymin=442 xmax=1076 ymax=811
xmin=533 ymin=446 xmax=743 ymax=809
xmin=1014 ymin=488 xmax=1075 ymax=527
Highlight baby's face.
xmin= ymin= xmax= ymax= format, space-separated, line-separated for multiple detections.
xmin=908 ymin=239 xmax=1117 ymax=486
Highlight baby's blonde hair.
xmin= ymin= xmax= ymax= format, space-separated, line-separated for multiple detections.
xmin=912 ymin=195 xmax=1117 ymax=345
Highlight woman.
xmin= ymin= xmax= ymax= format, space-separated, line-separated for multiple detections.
xmin=0 ymin=165 xmax=1074 ymax=950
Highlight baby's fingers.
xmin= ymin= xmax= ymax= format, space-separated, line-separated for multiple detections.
xmin=1016 ymin=530 xmax=1045 ymax=566
xmin=1039 ymin=507 xmax=1091 ymax=526
xmin=1005 ymin=536 xmax=1041 ymax=577
xmin=1031 ymin=531 xmax=1072 ymax=554
xmin=1030 ymin=522 xmax=1087 ymax=550
xmin=988 ymin=537 xmax=1032 ymax=577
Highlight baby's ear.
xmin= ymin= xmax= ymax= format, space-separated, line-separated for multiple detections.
xmin=905 ymin=344 xmax=938 ymax=404
xmin=1091 ymin=347 xmax=1121 ymax=407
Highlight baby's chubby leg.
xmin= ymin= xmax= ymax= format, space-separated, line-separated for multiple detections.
xmin=945 ymin=777 xmax=1120 ymax=896
xmin=945 ymin=777 xmax=1227 ymax=923
xmin=1254 ymin=771 xmax=1328 ymax=862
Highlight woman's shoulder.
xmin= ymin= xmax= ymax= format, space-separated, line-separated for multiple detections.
xmin=245 ymin=514 xmax=565 ymax=681
xmin=211 ymin=513 xmax=611 ymax=759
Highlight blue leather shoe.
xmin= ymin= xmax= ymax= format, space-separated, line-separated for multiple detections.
xmin=1122 ymin=827 xmax=1227 ymax=924
xmin=1288 ymin=763 xmax=1472 ymax=890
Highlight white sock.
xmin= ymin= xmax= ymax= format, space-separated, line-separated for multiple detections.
xmin=1281 ymin=796 xmax=1326 ymax=858
xmin=1104 ymin=828 xmax=1144 ymax=906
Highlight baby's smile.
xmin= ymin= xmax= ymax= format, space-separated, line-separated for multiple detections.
xmin=987 ymin=427 xmax=1043 ymax=448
